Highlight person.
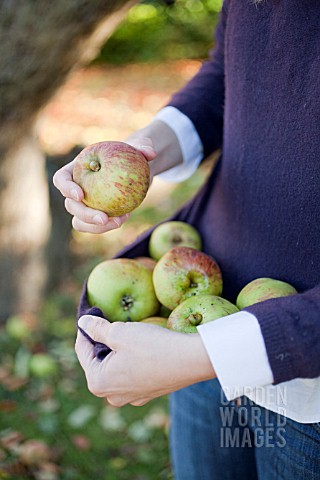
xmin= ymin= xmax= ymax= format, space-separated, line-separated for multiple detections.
xmin=53 ymin=0 xmax=320 ymax=478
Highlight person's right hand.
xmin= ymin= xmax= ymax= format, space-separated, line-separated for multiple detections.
xmin=76 ymin=314 xmax=215 ymax=407
xmin=52 ymin=139 xmax=156 ymax=234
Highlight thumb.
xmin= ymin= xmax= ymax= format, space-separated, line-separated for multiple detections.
xmin=75 ymin=326 xmax=96 ymax=371
xmin=78 ymin=315 xmax=111 ymax=345
xmin=127 ymin=137 xmax=157 ymax=161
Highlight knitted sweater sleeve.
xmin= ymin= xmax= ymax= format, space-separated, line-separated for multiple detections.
xmin=167 ymin=0 xmax=228 ymax=158
xmin=245 ymin=284 xmax=320 ymax=384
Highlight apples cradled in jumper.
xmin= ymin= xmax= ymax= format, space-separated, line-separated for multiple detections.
xmin=134 ymin=256 xmax=157 ymax=271
xmin=149 ymin=221 xmax=202 ymax=260
xmin=87 ymin=258 xmax=160 ymax=322
xmin=236 ymin=277 xmax=297 ymax=309
xmin=153 ymin=246 xmax=223 ymax=311
xmin=73 ymin=141 xmax=150 ymax=217
xmin=141 ymin=317 xmax=168 ymax=328
xmin=167 ymin=294 xmax=239 ymax=333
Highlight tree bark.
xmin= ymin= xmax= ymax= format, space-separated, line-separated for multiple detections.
xmin=45 ymin=146 xmax=84 ymax=293
xmin=0 ymin=0 xmax=135 ymax=319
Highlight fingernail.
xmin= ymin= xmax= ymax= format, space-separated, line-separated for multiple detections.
xmin=93 ymin=214 xmax=105 ymax=225
xmin=113 ymin=218 xmax=121 ymax=228
xmin=119 ymin=213 xmax=130 ymax=223
xmin=71 ymin=189 xmax=80 ymax=201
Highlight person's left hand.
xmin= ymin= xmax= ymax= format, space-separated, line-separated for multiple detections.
xmin=75 ymin=315 xmax=215 ymax=407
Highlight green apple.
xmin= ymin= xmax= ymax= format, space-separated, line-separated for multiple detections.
xmin=141 ymin=317 xmax=168 ymax=328
xmin=6 ymin=315 xmax=30 ymax=340
xmin=73 ymin=141 xmax=150 ymax=217
xmin=236 ymin=277 xmax=298 ymax=309
xmin=29 ymin=353 xmax=58 ymax=378
xmin=149 ymin=221 xmax=202 ymax=260
xmin=167 ymin=294 xmax=239 ymax=333
xmin=87 ymin=258 xmax=160 ymax=322
xmin=153 ymin=246 xmax=223 ymax=311
xmin=6 ymin=313 xmax=36 ymax=340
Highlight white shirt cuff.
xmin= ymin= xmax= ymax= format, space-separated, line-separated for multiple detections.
xmin=197 ymin=311 xmax=274 ymax=401
xmin=154 ymin=106 xmax=203 ymax=183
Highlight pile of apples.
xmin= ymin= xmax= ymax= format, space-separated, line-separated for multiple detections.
xmin=86 ymin=221 xmax=297 ymax=333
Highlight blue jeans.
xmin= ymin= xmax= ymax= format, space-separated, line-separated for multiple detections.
xmin=169 ymin=379 xmax=320 ymax=480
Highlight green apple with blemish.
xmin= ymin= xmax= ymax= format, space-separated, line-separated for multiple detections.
xmin=149 ymin=221 xmax=202 ymax=260
xmin=236 ymin=277 xmax=298 ymax=309
xmin=87 ymin=258 xmax=160 ymax=322
xmin=153 ymin=246 xmax=223 ymax=311
xmin=73 ymin=141 xmax=150 ymax=217
xmin=167 ymin=294 xmax=239 ymax=333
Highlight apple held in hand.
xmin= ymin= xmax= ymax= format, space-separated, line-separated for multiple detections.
xmin=73 ymin=141 xmax=150 ymax=217
xmin=236 ymin=277 xmax=298 ymax=309
xmin=153 ymin=246 xmax=223 ymax=311
xmin=87 ymin=258 xmax=160 ymax=322
xmin=149 ymin=221 xmax=202 ymax=260
xmin=168 ymin=294 xmax=239 ymax=333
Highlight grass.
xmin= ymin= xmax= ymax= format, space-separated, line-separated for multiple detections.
xmin=0 ymin=289 xmax=172 ymax=480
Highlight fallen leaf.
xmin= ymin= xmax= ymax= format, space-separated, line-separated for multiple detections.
xmin=71 ymin=435 xmax=91 ymax=451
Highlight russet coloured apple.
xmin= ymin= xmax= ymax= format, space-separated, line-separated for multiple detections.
xmin=153 ymin=246 xmax=223 ymax=311
xmin=149 ymin=221 xmax=202 ymax=260
xmin=73 ymin=141 xmax=150 ymax=217
xmin=167 ymin=294 xmax=239 ymax=333
xmin=236 ymin=277 xmax=297 ymax=309
xmin=87 ymin=258 xmax=160 ymax=322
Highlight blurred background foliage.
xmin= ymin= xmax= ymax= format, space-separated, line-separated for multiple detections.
xmin=0 ymin=0 xmax=222 ymax=478
xmin=96 ymin=0 xmax=222 ymax=64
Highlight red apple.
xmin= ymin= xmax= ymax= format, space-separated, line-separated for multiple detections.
xmin=73 ymin=141 xmax=150 ymax=217
xmin=167 ymin=294 xmax=239 ymax=333
xmin=149 ymin=221 xmax=202 ymax=260
xmin=153 ymin=246 xmax=223 ymax=311
xmin=87 ymin=258 xmax=160 ymax=322
xmin=236 ymin=277 xmax=297 ymax=309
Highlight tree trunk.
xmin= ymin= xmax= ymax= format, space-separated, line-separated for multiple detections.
xmin=0 ymin=0 xmax=135 ymax=319
xmin=45 ymin=146 xmax=84 ymax=293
